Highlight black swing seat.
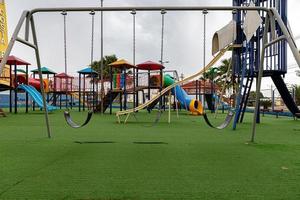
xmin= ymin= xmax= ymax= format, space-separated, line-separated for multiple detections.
xmin=203 ymin=110 xmax=234 ymax=130
xmin=64 ymin=110 xmax=93 ymax=128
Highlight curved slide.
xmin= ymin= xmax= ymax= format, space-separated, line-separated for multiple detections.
xmin=164 ymin=74 xmax=203 ymax=115
xmin=116 ymin=45 xmax=233 ymax=123
xmin=164 ymin=74 xmax=233 ymax=129
xmin=18 ymin=84 xmax=57 ymax=111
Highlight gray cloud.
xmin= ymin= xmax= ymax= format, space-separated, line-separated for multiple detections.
xmin=6 ymin=0 xmax=231 ymax=76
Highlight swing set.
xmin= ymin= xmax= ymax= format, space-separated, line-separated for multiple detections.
xmin=1 ymin=5 xmax=300 ymax=144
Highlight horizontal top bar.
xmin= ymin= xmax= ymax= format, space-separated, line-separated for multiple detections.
xmin=30 ymin=6 xmax=270 ymax=15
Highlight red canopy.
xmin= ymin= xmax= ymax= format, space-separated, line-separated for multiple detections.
xmin=136 ymin=61 xmax=165 ymax=71
xmin=55 ymin=72 xmax=74 ymax=78
xmin=0 ymin=55 xmax=31 ymax=65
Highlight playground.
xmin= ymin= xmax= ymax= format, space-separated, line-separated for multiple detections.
xmin=1 ymin=0 xmax=300 ymax=199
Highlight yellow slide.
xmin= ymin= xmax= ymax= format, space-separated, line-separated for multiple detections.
xmin=116 ymin=45 xmax=234 ymax=123
xmin=0 ymin=0 xmax=10 ymax=89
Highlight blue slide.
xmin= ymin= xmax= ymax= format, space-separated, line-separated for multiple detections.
xmin=164 ymin=74 xmax=234 ymax=129
xmin=18 ymin=84 xmax=57 ymax=111
xmin=164 ymin=74 xmax=203 ymax=115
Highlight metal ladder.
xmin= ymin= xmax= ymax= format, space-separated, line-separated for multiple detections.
xmin=233 ymin=43 xmax=249 ymax=130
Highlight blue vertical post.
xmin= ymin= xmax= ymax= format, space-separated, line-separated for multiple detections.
xmin=233 ymin=43 xmax=248 ymax=130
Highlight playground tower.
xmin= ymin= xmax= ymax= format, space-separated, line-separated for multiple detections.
xmin=232 ymin=0 xmax=295 ymax=127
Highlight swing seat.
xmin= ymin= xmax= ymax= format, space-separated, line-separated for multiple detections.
xmin=64 ymin=110 xmax=93 ymax=128
xmin=203 ymin=110 xmax=234 ymax=130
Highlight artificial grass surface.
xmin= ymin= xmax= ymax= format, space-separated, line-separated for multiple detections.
xmin=1 ymin=109 xmax=300 ymax=199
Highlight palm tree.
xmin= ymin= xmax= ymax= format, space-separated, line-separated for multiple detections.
xmin=214 ymin=58 xmax=233 ymax=91
xmin=203 ymin=67 xmax=218 ymax=80
xmin=90 ymin=54 xmax=118 ymax=79
xmin=292 ymin=84 xmax=300 ymax=105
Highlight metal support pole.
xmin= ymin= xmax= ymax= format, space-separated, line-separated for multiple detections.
xmin=271 ymin=85 xmax=274 ymax=112
xmin=66 ymin=93 xmax=68 ymax=109
xmin=28 ymin=6 xmax=271 ymax=16
xmin=159 ymin=10 xmax=166 ymax=109
xmin=90 ymin=10 xmax=95 ymax=65
xmin=47 ymin=74 xmax=49 ymax=102
xmin=174 ymin=82 xmax=179 ymax=118
xmin=100 ymin=0 xmax=104 ymax=115
xmin=59 ymin=94 xmax=62 ymax=109
xmin=33 ymin=72 xmax=36 ymax=111
xmin=110 ymin=66 xmax=113 ymax=114
xmin=25 ymin=15 xmax=30 ymax=41
xmin=53 ymin=75 xmax=57 ymax=106
xmin=31 ymin=16 xmax=52 ymax=138
xmin=131 ymin=10 xmax=136 ymax=112
xmin=160 ymin=10 xmax=166 ymax=65
xmin=250 ymin=13 xmax=270 ymax=143
xmin=14 ymin=64 xmax=17 ymax=114
xmin=92 ymin=76 xmax=95 ymax=110
xmin=136 ymin=69 xmax=139 ymax=107
xmin=61 ymin=11 xmax=68 ymax=74
xmin=79 ymin=73 xmax=81 ymax=112
xmin=168 ymin=90 xmax=171 ymax=123
xmin=83 ymin=74 xmax=86 ymax=111
xmin=90 ymin=10 xmax=95 ymax=110
xmin=196 ymin=80 xmax=198 ymax=100
xmin=70 ymin=78 xmax=73 ymax=109
xmin=124 ymin=68 xmax=127 ymax=110
xmin=9 ymin=64 xmax=12 ymax=113
xmin=148 ymin=70 xmax=150 ymax=100
xmin=202 ymin=9 xmax=208 ymax=109
xmin=25 ymin=65 xmax=28 ymax=113
xmin=203 ymin=9 xmax=207 ymax=69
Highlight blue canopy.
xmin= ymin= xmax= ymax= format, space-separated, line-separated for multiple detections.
xmin=77 ymin=67 xmax=98 ymax=75
xmin=31 ymin=67 xmax=56 ymax=74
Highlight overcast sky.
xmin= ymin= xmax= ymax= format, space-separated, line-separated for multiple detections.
xmin=5 ymin=0 xmax=300 ymax=95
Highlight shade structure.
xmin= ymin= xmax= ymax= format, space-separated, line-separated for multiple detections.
xmin=136 ymin=61 xmax=165 ymax=71
xmin=55 ymin=72 xmax=74 ymax=79
xmin=31 ymin=67 xmax=56 ymax=75
xmin=14 ymin=69 xmax=27 ymax=74
xmin=108 ymin=59 xmax=135 ymax=69
xmin=0 ymin=55 xmax=31 ymax=65
xmin=77 ymin=67 xmax=98 ymax=75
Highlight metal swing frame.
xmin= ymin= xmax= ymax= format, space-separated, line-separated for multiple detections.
xmin=1 ymin=6 xmax=300 ymax=141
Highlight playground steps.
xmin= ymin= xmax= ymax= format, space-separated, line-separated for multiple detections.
xmin=49 ymin=93 xmax=60 ymax=106
xmin=95 ymin=90 xmax=120 ymax=113
xmin=0 ymin=108 xmax=6 ymax=117
xmin=271 ymin=74 xmax=300 ymax=117
xmin=239 ymin=76 xmax=254 ymax=123
xmin=234 ymin=75 xmax=253 ymax=125
xmin=233 ymin=43 xmax=251 ymax=129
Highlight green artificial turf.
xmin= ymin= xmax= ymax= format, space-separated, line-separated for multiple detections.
xmin=1 ymin=109 xmax=300 ymax=200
